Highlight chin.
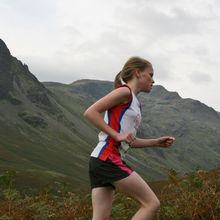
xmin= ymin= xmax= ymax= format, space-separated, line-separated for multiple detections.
xmin=142 ymin=87 xmax=151 ymax=93
xmin=146 ymin=87 xmax=152 ymax=93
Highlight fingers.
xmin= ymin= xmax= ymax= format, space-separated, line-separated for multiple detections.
xmin=164 ymin=136 xmax=175 ymax=141
xmin=164 ymin=136 xmax=175 ymax=147
xmin=165 ymin=141 xmax=173 ymax=147
xmin=115 ymin=132 xmax=136 ymax=145
xmin=125 ymin=133 xmax=136 ymax=146
xmin=127 ymin=137 xmax=136 ymax=146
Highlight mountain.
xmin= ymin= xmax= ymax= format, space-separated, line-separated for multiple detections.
xmin=0 ymin=39 xmax=97 ymax=187
xmin=45 ymin=80 xmax=220 ymax=180
xmin=0 ymin=39 xmax=220 ymax=187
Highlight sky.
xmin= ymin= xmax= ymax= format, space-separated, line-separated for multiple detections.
xmin=0 ymin=0 xmax=220 ymax=111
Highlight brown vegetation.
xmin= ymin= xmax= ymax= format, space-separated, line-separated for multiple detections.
xmin=0 ymin=167 xmax=219 ymax=219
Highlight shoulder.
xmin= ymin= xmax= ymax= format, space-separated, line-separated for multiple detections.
xmin=95 ymin=85 xmax=131 ymax=108
xmin=84 ymin=85 xmax=132 ymax=113
xmin=109 ymin=85 xmax=131 ymax=103
xmin=114 ymin=85 xmax=131 ymax=97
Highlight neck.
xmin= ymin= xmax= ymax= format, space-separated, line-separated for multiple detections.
xmin=126 ymin=80 xmax=140 ymax=96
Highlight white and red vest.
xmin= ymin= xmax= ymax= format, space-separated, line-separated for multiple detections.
xmin=91 ymin=85 xmax=142 ymax=161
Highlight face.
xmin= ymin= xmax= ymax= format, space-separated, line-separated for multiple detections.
xmin=138 ymin=66 xmax=155 ymax=93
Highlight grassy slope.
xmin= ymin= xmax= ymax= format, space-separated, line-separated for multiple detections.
xmin=1 ymin=77 xmax=220 ymax=186
xmin=0 ymin=51 xmax=97 ymax=186
xmin=0 ymin=77 xmax=95 ymax=186
xmin=0 ymin=116 xmax=92 ymax=185
xmin=130 ymin=89 xmax=220 ymax=178
xmin=44 ymin=81 xmax=220 ymax=180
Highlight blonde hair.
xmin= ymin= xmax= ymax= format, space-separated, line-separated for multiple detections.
xmin=114 ymin=57 xmax=152 ymax=88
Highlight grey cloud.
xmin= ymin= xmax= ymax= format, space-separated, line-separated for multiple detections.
xmin=189 ymin=72 xmax=212 ymax=84
xmin=114 ymin=0 xmax=219 ymax=44
xmin=44 ymin=26 xmax=175 ymax=83
xmin=150 ymin=56 xmax=173 ymax=81
xmin=120 ymin=8 xmax=203 ymax=37
xmin=19 ymin=55 xmax=80 ymax=83
xmin=1 ymin=0 xmax=56 ymax=22
xmin=59 ymin=29 xmax=139 ymax=66
xmin=62 ymin=26 xmax=83 ymax=42
xmin=54 ymin=26 xmax=84 ymax=56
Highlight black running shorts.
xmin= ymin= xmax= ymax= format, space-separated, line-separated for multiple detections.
xmin=89 ymin=155 xmax=133 ymax=189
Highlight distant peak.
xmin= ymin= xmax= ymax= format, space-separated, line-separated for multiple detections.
xmin=71 ymin=79 xmax=92 ymax=84
xmin=151 ymin=85 xmax=181 ymax=100
xmin=153 ymin=85 xmax=167 ymax=91
xmin=71 ymin=79 xmax=110 ymax=85
xmin=0 ymin=38 xmax=6 ymax=45
xmin=0 ymin=39 xmax=11 ymax=57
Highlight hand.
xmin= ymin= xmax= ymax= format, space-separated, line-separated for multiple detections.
xmin=156 ymin=136 xmax=175 ymax=148
xmin=114 ymin=132 xmax=136 ymax=146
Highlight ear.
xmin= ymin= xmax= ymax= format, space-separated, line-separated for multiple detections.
xmin=133 ymin=69 xmax=141 ymax=79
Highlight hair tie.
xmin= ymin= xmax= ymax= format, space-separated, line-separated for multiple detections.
xmin=120 ymin=77 xmax=126 ymax=85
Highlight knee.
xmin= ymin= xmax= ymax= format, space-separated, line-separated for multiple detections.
xmin=143 ymin=197 xmax=160 ymax=212
xmin=151 ymin=197 xmax=160 ymax=211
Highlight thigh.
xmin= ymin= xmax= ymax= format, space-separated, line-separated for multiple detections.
xmin=112 ymin=171 xmax=158 ymax=205
xmin=92 ymin=186 xmax=115 ymax=218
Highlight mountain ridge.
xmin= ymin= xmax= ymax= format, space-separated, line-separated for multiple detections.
xmin=0 ymin=39 xmax=220 ymax=186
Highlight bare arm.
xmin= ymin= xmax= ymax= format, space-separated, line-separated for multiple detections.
xmin=84 ymin=87 xmax=175 ymax=147
xmin=84 ymin=87 xmax=135 ymax=142
xmin=130 ymin=136 xmax=175 ymax=148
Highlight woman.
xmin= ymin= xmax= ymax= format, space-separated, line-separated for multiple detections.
xmin=84 ymin=57 xmax=175 ymax=220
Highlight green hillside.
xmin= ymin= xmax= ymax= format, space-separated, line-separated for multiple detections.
xmin=0 ymin=38 xmax=220 ymax=187
xmin=45 ymin=80 xmax=220 ymax=180
xmin=0 ymin=39 xmax=94 ymax=186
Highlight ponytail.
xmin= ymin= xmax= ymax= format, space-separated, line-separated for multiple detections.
xmin=114 ymin=71 xmax=122 ymax=89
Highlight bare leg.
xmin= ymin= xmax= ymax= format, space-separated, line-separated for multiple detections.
xmin=92 ymin=186 xmax=115 ymax=220
xmin=113 ymin=172 xmax=160 ymax=220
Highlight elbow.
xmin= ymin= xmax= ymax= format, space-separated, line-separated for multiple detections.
xmin=83 ymin=109 xmax=89 ymax=118
xmin=84 ymin=107 xmax=99 ymax=121
xmin=83 ymin=108 xmax=92 ymax=119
